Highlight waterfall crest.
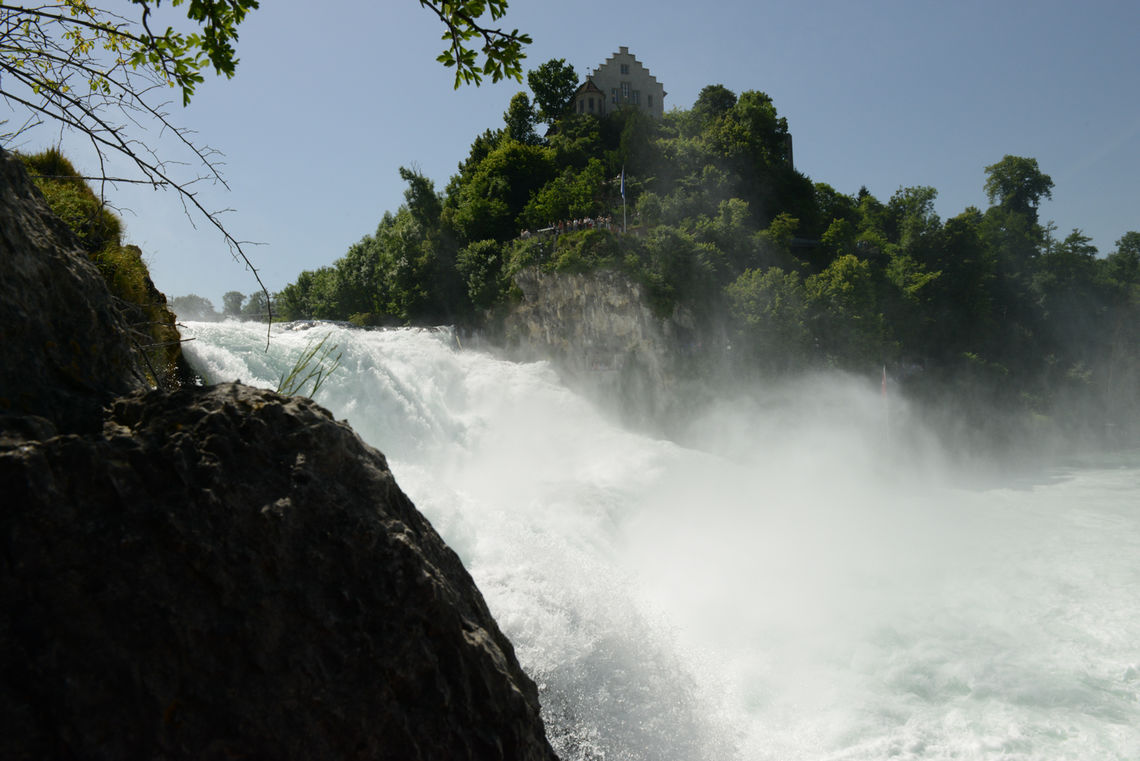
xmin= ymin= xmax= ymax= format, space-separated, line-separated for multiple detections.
xmin=185 ymin=321 xmax=1140 ymax=761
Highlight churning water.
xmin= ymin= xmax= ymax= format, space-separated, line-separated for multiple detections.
xmin=182 ymin=321 xmax=1140 ymax=760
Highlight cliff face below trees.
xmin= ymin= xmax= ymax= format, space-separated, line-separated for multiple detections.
xmin=500 ymin=266 xmax=720 ymax=426
xmin=0 ymin=150 xmax=556 ymax=760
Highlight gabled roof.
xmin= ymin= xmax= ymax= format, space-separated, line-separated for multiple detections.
xmin=591 ymin=47 xmax=666 ymax=97
xmin=574 ymin=78 xmax=604 ymax=96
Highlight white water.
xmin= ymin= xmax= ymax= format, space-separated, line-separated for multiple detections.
xmin=183 ymin=321 xmax=1140 ymax=760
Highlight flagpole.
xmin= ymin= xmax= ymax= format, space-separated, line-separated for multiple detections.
xmin=621 ymin=165 xmax=626 ymax=233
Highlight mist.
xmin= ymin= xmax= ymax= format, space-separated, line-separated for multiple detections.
xmin=183 ymin=321 xmax=1140 ymax=760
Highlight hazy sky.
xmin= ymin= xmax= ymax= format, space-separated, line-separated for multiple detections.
xmin=11 ymin=0 xmax=1139 ymax=308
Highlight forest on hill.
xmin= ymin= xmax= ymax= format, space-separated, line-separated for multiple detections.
xmin=198 ymin=59 xmax=1139 ymax=444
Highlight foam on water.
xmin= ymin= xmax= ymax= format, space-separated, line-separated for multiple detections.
xmin=183 ymin=321 xmax=1140 ymax=760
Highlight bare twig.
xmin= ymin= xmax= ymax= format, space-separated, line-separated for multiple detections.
xmin=1 ymin=2 xmax=273 ymax=346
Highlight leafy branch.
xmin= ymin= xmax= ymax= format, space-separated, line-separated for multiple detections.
xmin=1 ymin=0 xmax=272 ymax=341
xmin=2 ymin=0 xmax=531 ymax=349
xmin=418 ymin=0 xmax=530 ymax=87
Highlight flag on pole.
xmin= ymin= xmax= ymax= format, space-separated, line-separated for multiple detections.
xmin=881 ymin=365 xmax=887 ymax=397
xmin=620 ymin=166 xmax=625 ymax=200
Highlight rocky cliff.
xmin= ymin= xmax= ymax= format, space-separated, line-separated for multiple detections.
xmin=0 ymin=150 xmax=557 ymax=760
xmin=500 ymin=266 xmax=717 ymax=426
xmin=0 ymin=149 xmax=145 ymax=434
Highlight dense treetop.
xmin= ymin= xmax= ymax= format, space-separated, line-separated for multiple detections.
xmin=258 ymin=58 xmax=1137 ymax=441
xmin=2 ymin=0 xmax=534 ymax=331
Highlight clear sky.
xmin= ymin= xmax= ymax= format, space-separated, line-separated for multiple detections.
xmin=10 ymin=0 xmax=1139 ymax=309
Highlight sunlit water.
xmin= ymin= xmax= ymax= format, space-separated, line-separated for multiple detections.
xmin=182 ymin=321 xmax=1140 ymax=760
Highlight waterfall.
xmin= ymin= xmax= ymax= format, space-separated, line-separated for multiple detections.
xmin=184 ymin=321 xmax=1140 ymax=761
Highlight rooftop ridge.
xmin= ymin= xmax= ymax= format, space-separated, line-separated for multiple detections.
xmin=591 ymin=46 xmax=664 ymax=89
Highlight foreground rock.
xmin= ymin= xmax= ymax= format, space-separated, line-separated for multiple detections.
xmin=0 ymin=149 xmax=556 ymax=759
xmin=0 ymin=383 xmax=557 ymax=760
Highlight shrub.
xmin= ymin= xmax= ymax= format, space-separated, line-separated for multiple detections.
xmin=19 ymin=149 xmax=191 ymax=387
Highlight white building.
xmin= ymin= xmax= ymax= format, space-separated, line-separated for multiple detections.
xmin=573 ymin=46 xmax=665 ymax=120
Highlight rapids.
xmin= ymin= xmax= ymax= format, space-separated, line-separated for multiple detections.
xmin=182 ymin=321 xmax=1140 ymax=761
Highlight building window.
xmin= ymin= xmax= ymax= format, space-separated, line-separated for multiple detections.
xmin=611 ymin=88 xmax=618 ymax=105
xmin=588 ymin=97 xmax=594 ymax=113
xmin=621 ymin=82 xmax=630 ymax=101
xmin=648 ymin=94 xmax=653 ymax=109
xmin=620 ymin=63 xmax=630 ymax=74
xmin=633 ymin=90 xmax=640 ymax=105
xmin=578 ymin=99 xmax=584 ymax=113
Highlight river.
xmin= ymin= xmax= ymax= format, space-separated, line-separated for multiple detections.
xmin=182 ymin=321 xmax=1140 ymax=760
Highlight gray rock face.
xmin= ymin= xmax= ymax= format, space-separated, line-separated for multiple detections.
xmin=501 ymin=266 xmax=706 ymax=425
xmin=0 ymin=149 xmax=144 ymax=433
xmin=0 ymin=383 xmax=557 ymax=760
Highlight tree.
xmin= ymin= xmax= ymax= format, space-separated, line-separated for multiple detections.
xmin=1105 ymin=231 xmax=1140 ymax=287
xmin=2 ymin=0 xmax=532 ymax=331
xmin=617 ymin=106 xmax=658 ymax=177
xmin=526 ymin=58 xmax=578 ymax=126
xmin=503 ymin=92 xmax=539 ymax=145
xmin=334 ymin=238 xmax=384 ymax=318
xmin=760 ymin=212 xmax=799 ymax=251
xmin=644 ymin=226 xmax=719 ymax=309
xmin=399 ymin=166 xmax=443 ymax=228
xmin=456 ymin=239 xmax=506 ymax=309
xmin=886 ymin=185 xmax=939 ymax=248
xmin=222 ymin=290 xmax=245 ymax=317
xmin=521 ymin=157 xmax=606 ymax=228
xmin=922 ymin=208 xmax=995 ymax=359
xmin=811 ymin=182 xmax=858 ymax=238
xmin=693 ymin=197 xmax=758 ymax=278
xmin=705 ymin=89 xmax=800 ymax=224
xmin=546 ymin=112 xmax=601 ymax=168
xmin=303 ymin=267 xmax=343 ymax=320
xmin=242 ymin=289 xmax=270 ymax=321
xmin=446 ymin=140 xmax=556 ymax=243
xmin=805 ymin=254 xmax=886 ymax=365
xmin=276 ymin=268 xmax=342 ymax=321
xmin=726 ymin=267 xmax=810 ymax=372
xmin=820 ymin=217 xmax=858 ymax=261
xmin=1031 ymin=229 xmax=1106 ymax=374
xmin=170 ymin=293 xmax=219 ymax=321
xmin=713 ymin=90 xmax=791 ymax=168
xmin=692 ymin=84 xmax=737 ymax=124
xmin=984 ymin=155 xmax=1054 ymax=223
